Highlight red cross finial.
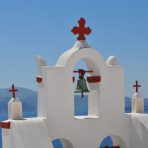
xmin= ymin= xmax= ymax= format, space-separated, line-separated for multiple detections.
xmin=9 ymin=84 xmax=18 ymax=98
xmin=71 ymin=18 xmax=92 ymax=40
xmin=133 ymin=80 xmax=141 ymax=93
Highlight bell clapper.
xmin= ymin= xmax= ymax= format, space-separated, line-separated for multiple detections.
xmin=81 ymin=91 xmax=84 ymax=100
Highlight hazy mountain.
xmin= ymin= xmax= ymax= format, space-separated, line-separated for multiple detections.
xmin=0 ymin=87 xmax=147 ymax=113
xmin=0 ymin=87 xmax=37 ymax=113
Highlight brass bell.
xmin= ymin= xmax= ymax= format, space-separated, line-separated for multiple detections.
xmin=74 ymin=69 xmax=92 ymax=99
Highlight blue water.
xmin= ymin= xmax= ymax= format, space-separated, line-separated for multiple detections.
xmin=0 ymin=96 xmax=146 ymax=148
xmin=74 ymin=95 xmax=88 ymax=116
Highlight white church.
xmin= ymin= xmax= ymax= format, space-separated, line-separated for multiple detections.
xmin=0 ymin=18 xmax=148 ymax=148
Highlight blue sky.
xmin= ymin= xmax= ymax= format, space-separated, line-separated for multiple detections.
xmin=0 ymin=0 xmax=148 ymax=97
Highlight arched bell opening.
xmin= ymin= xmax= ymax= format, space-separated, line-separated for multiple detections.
xmin=56 ymin=46 xmax=105 ymax=119
xmin=99 ymin=135 xmax=127 ymax=148
xmin=72 ymin=58 xmax=101 ymax=119
xmin=52 ymin=138 xmax=73 ymax=148
xmin=73 ymin=59 xmax=89 ymax=117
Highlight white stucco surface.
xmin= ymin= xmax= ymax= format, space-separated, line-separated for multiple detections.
xmin=130 ymin=113 xmax=148 ymax=148
xmin=2 ymin=118 xmax=53 ymax=148
xmin=2 ymin=40 xmax=148 ymax=148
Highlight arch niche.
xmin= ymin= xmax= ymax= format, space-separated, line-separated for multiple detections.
xmin=99 ymin=135 xmax=127 ymax=148
xmin=56 ymin=46 xmax=106 ymax=119
xmin=52 ymin=138 xmax=73 ymax=148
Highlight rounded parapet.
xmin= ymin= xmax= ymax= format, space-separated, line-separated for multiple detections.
xmin=56 ymin=41 xmax=106 ymax=75
xmin=36 ymin=55 xmax=47 ymax=75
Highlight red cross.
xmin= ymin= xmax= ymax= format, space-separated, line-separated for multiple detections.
xmin=71 ymin=18 xmax=92 ymax=40
xmin=133 ymin=80 xmax=141 ymax=93
xmin=9 ymin=84 xmax=18 ymax=98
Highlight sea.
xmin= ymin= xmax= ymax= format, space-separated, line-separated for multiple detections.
xmin=0 ymin=95 xmax=146 ymax=148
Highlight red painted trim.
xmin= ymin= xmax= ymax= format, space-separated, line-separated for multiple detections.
xmin=36 ymin=76 xmax=43 ymax=83
xmin=87 ymin=76 xmax=101 ymax=83
xmin=0 ymin=121 xmax=11 ymax=129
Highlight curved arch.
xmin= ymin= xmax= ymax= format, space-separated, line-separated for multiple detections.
xmin=56 ymin=48 xmax=106 ymax=91
xmin=56 ymin=47 xmax=105 ymax=73
xmin=99 ymin=135 xmax=127 ymax=148
xmin=60 ymin=138 xmax=74 ymax=148
xmin=100 ymin=136 xmax=113 ymax=147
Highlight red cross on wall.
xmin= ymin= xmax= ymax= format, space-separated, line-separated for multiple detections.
xmin=9 ymin=84 xmax=18 ymax=98
xmin=71 ymin=18 xmax=92 ymax=40
xmin=133 ymin=80 xmax=141 ymax=93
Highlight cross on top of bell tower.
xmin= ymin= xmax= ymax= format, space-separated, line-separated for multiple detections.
xmin=133 ymin=80 xmax=141 ymax=93
xmin=71 ymin=18 xmax=92 ymax=40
